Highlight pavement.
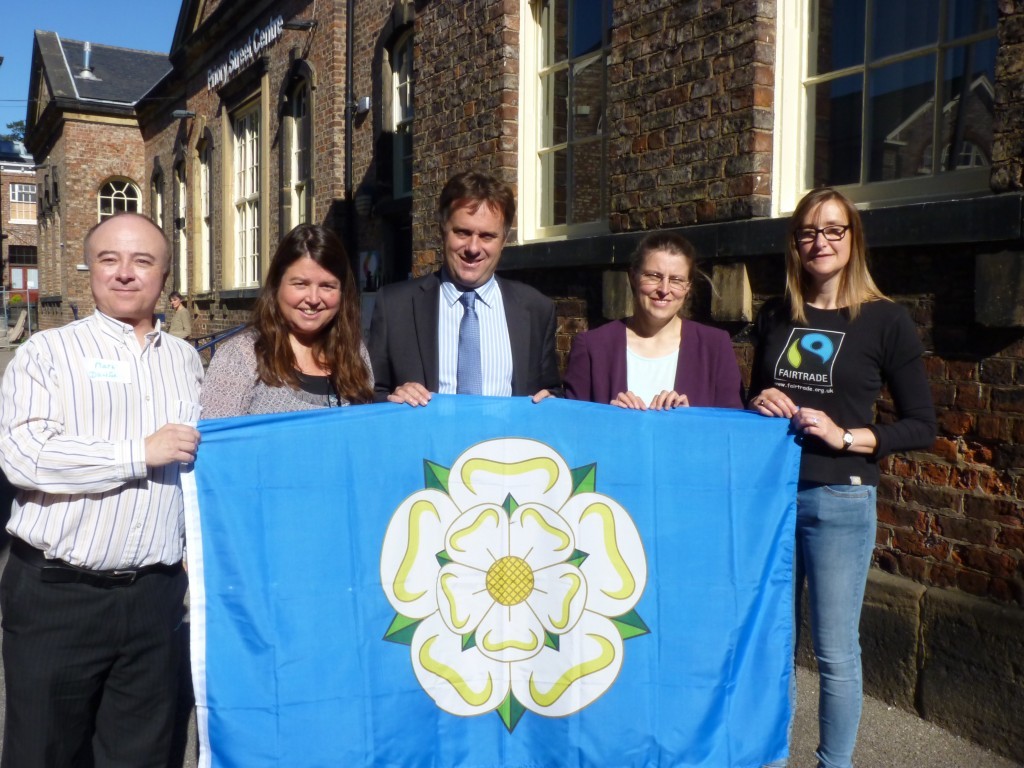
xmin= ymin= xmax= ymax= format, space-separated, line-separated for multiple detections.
xmin=0 ymin=343 xmax=1019 ymax=766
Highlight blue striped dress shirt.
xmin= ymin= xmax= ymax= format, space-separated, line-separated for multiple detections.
xmin=438 ymin=276 xmax=513 ymax=396
xmin=0 ymin=311 xmax=204 ymax=570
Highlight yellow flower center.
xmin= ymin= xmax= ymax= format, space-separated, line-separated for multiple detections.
xmin=486 ymin=555 xmax=535 ymax=606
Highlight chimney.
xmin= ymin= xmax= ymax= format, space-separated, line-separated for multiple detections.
xmin=77 ymin=42 xmax=99 ymax=80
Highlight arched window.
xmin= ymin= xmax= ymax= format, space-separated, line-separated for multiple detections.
xmin=98 ymin=179 xmax=141 ymax=221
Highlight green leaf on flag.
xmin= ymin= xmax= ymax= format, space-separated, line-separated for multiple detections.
xmin=424 ymin=460 xmax=450 ymax=492
xmin=497 ymin=691 xmax=526 ymax=733
xmin=383 ymin=614 xmax=421 ymax=646
xmin=613 ymin=608 xmax=651 ymax=640
xmin=570 ymin=464 xmax=597 ymax=495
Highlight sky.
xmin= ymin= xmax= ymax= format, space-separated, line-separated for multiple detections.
xmin=0 ymin=1 xmax=182 ymax=134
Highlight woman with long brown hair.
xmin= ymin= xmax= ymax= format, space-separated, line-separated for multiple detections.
xmin=201 ymin=224 xmax=373 ymax=417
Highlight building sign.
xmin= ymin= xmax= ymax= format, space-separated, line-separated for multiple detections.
xmin=207 ymin=16 xmax=285 ymax=91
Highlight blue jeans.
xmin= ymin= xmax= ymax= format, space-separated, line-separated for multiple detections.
xmin=796 ymin=483 xmax=877 ymax=768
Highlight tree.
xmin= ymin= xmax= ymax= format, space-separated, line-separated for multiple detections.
xmin=0 ymin=120 xmax=26 ymax=143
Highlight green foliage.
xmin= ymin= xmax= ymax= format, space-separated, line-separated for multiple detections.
xmin=0 ymin=120 xmax=25 ymax=143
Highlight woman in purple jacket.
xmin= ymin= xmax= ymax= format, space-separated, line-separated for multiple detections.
xmin=564 ymin=233 xmax=743 ymax=409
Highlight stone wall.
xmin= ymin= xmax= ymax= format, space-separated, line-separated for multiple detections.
xmin=859 ymin=244 xmax=1024 ymax=606
xmin=993 ymin=0 xmax=1024 ymax=191
xmin=608 ymin=0 xmax=774 ymax=231
xmin=412 ymin=0 xmax=520 ymax=273
xmin=833 ymin=570 xmax=1024 ymax=762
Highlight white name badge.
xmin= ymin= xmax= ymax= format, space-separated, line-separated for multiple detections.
xmin=85 ymin=358 xmax=131 ymax=384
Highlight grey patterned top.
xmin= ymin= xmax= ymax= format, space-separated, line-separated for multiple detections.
xmin=200 ymin=329 xmax=373 ymax=419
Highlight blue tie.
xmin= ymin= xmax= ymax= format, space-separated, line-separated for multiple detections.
xmin=457 ymin=291 xmax=481 ymax=395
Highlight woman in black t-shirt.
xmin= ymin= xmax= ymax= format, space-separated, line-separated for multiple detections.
xmin=748 ymin=188 xmax=936 ymax=768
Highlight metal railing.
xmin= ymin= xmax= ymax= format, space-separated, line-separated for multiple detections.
xmin=194 ymin=324 xmax=247 ymax=358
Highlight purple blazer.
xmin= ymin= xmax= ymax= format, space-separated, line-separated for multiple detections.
xmin=563 ymin=318 xmax=744 ymax=408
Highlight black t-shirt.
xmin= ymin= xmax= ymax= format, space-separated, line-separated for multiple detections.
xmin=295 ymin=371 xmax=337 ymax=405
xmin=750 ymin=298 xmax=936 ymax=487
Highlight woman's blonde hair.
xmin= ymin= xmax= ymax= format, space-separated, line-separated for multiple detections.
xmin=251 ymin=224 xmax=373 ymax=404
xmin=785 ymin=188 xmax=888 ymax=324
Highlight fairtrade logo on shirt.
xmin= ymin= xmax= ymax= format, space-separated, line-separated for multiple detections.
xmin=772 ymin=328 xmax=845 ymax=391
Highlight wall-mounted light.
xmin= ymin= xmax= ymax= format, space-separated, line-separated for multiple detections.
xmin=352 ymin=96 xmax=371 ymax=115
xmin=172 ymin=110 xmax=196 ymax=119
xmin=283 ymin=19 xmax=317 ymax=31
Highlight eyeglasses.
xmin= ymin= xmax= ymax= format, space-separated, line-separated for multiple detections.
xmin=794 ymin=225 xmax=850 ymax=245
xmin=637 ymin=272 xmax=691 ymax=292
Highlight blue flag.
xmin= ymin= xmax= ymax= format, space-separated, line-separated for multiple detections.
xmin=184 ymin=396 xmax=800 ymax=767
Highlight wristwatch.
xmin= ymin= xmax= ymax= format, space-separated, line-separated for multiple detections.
xmin=841 ymin=430 xmax=854 ymax=451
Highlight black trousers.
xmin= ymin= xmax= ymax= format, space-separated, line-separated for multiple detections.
xmin=0 ymin=548 xmax=188 ymax=768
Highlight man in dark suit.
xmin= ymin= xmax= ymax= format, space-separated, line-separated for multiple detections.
xmin=369 ymin=170 xmax=560 ymax=404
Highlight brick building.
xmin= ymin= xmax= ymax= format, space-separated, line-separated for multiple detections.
xmin=20 ymin=0 xmax=1024 ymax=759
xmin=0 ymin=140 xmax=37 ymax=319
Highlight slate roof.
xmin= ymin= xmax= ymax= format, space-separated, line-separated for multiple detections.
xmin=34 ymin=30 xmax=170 ymax=108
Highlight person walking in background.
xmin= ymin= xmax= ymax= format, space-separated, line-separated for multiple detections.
xmin=0 ymin=213 xmax=202 ymax=768
xmin=368 ymin=170 xmax=560 ymax=405
xmin=748 ymin=188 xmax=936 ymax=768
xmin=167 ymin=289 xmax=192 ymax=340
xmin=563 ymin=232 xmax=743 ymax=409
xmin=200 ymin=223 xmax=373 ymax=418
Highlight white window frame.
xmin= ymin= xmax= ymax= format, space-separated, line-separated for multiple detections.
xmin=175 ymin=161 xmax=188 ymax=295
xmin=197 ymin=142 xmax=212 ymax=293
xmin=287 ymin=81 xmax=312 ymax=229
xmin=98 ymin=179 xmax=141 ymax=221
xmin=9 ymin=183 xmax=37 ymax=223
xmin=150 ymin=173 xmax=164 ymax=228
xmin=774 ymin=0 xmax=997 ymax=216
xmin=392 ymin=30 xmax=414 ymax=199
xmin=232 ymin=103 xmax=260 ymax=288
xmin=10 ymin=267 xmax=38 ymax=291
xmin=520 ymin=0 xmax=610 ymax=242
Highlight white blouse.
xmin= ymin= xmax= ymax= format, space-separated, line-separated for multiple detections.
xmin=626 ymin=347 xmax=679 ymax=404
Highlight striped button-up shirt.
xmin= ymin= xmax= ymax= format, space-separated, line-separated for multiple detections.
xmin=0 ymin=311 xmax=204 ymax=570
xmin=437 ymin=275 xmax=513 ymax=396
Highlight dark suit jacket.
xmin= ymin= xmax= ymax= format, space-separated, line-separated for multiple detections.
xmin=368 ymin=272 xmax=560 ymax=401
xmin=563 ymin=318 xmax=744 ymax=408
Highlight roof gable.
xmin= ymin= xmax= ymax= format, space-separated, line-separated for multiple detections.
xmin=25 ymin=29 xmax=171 ymax=156
xmin=54 ymin=38 xmax=170 ymax=105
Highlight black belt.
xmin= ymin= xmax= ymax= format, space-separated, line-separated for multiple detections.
xmin=11 ymin=538 xmax=182 ymax=588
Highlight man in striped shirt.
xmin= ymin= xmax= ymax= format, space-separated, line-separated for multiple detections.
xmin=369 ymin=170 xmax=560 ymax=404
xmin=0 ymin=213 xmax=203 ymax=768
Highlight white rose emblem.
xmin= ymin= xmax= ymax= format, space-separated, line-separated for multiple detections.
xmin=381 ymin=438 xmax=648 ymax=730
